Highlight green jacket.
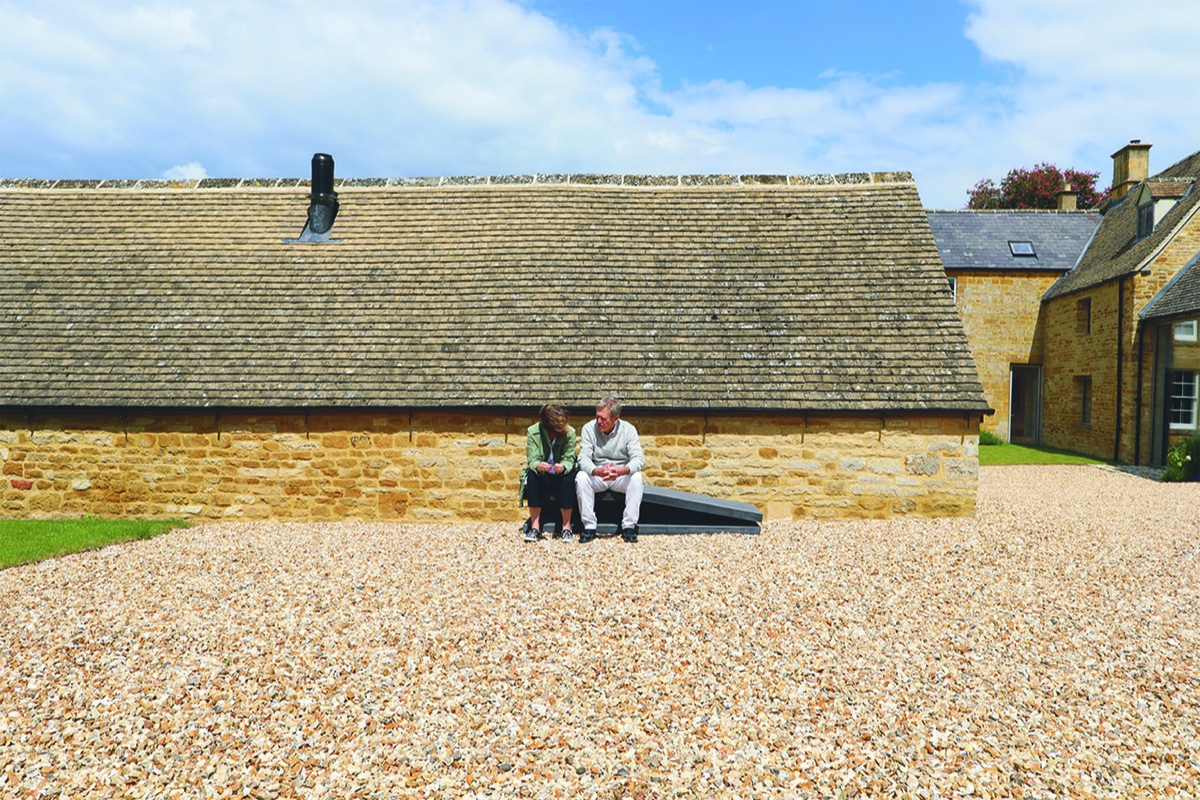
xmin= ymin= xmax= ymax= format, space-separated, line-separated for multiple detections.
xmin=518 ymin=422 xmax=578 ymax=504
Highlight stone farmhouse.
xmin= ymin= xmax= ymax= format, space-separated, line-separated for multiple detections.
xmin=0 ymin=170 xmax=990 ymax=523
xmin=927 ymin=141 xmax=1200 ymax=466
xmin=1041 ymin=143 xmax=1200 ymax=465
xmin=928 ymin=207 xmax=1099 ymax=443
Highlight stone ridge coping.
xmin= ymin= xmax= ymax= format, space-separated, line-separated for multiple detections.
xmin=0 ymin=171 xmax=913 ymax=191
xmin=0 ymin=402 xmax=994 ymax=415
xmin=925 ymin=208 xmax=1099 ymax=214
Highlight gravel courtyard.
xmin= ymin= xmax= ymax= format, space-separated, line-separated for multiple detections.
xmin=1 ymin=465 xmax=1197 ymax=799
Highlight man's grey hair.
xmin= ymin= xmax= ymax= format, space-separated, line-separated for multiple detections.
xmin=596 ymin=395 xmax=622 ymax=418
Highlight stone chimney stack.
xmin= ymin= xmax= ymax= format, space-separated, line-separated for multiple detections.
xmin=1111 ymin=139 xmax=1151 ymax=199
xmin=1056 ymin=182 xmax=1078 ymax=211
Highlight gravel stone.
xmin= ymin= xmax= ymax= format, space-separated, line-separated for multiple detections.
xmin=1 ymin=465 xmax=1197 ymax=797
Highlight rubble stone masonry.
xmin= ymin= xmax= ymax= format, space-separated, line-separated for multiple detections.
xmin=949 ymin=268 xmax=1061 ymax=440
xmin=1041 ymin=214 xmax=1199 ymax=464
xmin=1 ymin=409 xmax=980 ymax=522
xmin=1041 ymin=281 xmax=1122 ymax=458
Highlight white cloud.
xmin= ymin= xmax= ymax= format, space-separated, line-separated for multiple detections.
xmin=163 ymin=162 xmax=208 ymax=180
xmin=1 ymin=0 xmax=1198 ymax=208
xmin=960 ymin=0 xmax=1200 ymax=192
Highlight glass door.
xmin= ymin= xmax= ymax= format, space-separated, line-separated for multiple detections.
xmin=1010 ymin=365 xmax=1041 ymax=444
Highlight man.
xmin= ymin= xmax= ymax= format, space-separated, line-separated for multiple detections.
xmin=575 ymin=395 xmax=644 ymax=543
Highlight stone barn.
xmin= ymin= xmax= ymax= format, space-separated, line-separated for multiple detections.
xmin=0 ymin=170 xmax=989 ymax=522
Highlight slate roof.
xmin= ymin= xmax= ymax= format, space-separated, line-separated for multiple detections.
xmin=1044 ymin=148 xmax=1200 ymax=302
xmin=0 ymin=173 xmax=989 ymax=413
xmin=925 ymin=210 xmax=1100 ymax=273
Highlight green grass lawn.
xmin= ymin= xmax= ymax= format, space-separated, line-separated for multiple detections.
xmin=0 ymin=517 xmax=189 ymax=569
xmin=978 ymin=442 xmax=1120 ymax=466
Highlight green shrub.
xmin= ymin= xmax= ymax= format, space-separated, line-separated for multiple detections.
xmin=1162 ymin=435 xmax=1200 ymax=482
xmin=979 ymin=430 xmax=1003 ymax=446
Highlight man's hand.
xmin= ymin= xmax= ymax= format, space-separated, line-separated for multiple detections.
xmin=593 ymin=464 xmax=627 ymax=480
xmin=537 ymin=461 xmax=554 ymax=473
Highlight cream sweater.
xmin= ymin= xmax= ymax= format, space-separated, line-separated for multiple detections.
xmin=578 ymin=419 xmax=644 ymax=475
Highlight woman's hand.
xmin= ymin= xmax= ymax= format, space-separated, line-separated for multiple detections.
xmin=537 ymin=461 xmax=553 ymax=473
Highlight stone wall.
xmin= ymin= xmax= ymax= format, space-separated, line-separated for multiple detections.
xmin=1 ymin=408 xmax=981 ymax=522
xmin=1041 ymin=213 xmax=1199 ymax=464
xmin=1041 ymin=282 xmax=1123 ymax=459
xmin=949 ymin=268 xmax=1061 ymax=441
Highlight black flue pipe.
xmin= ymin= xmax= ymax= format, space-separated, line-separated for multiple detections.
xmin=311 ymin=153 xmax=336 ymax=199
xmin=305 ymin=153 xmax=338 ymax=236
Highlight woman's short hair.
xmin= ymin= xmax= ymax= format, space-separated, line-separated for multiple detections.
xmin=596 ymin=395 xmax=621 ymax=418
xmin=539 ymin=403 xmax=569 ymax=434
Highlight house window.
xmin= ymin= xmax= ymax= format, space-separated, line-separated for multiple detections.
xmin=1137 ymin=200 xmax=1155 ymax=240
xmin=947 ymin=276 xmax=957 ymax=302
xmin=1009 ymin=241 xmax=1036 ymax=257
xmin=1076 ymin=298 xmax=1091 ymax=335
xmin=1078 ymin=376 xmax=1092 ymax=427
xmin=1175 ymin=320 xmax=1198 ymax=342
xmin=1171 ymin=372 xmax=1198 ymax=430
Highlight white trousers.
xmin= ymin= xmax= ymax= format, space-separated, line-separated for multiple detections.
xmin=575 ymin=471 xmax=643 ymax=529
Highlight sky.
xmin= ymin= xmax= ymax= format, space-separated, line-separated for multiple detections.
xmin=1 ymin=0 xmax=1198 ymax=209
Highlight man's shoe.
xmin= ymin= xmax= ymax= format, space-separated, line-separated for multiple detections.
xmin=524 ymin=526 xmax=539 ymax=543
xmin=620 ymin=526 xmax=639 ymax=543
xmin=579 ymin=528 xmax=597 ymax=543
xmin=561 ymin=524 xmax=576 ymax=542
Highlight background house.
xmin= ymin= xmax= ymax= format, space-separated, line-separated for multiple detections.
xmin=0 ymin=171 xmax=989 ymax=522
xmin=1040 ymin=142 xmax=1200 ymax=465
xmin=928 ymin=208 xmax=1099 ymax=443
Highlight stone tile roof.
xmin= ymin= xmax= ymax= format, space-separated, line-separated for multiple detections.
xmin=0 ymin=173 xmax=989 ymax=412
xmin=1142 ymin=251 xmax=1200 ymax=321
xmin=1153 ymin=149 xmax=1200 ymax=181
xmin=1147 ymin=179 xmax=1193 ymax=198
xmin=1044 ymin=148 xmax=1200 ymax=301
xmin=925 ymin=210 xmax=1100 ymax=273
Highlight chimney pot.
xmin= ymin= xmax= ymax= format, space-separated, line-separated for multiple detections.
xmin=1056 ymin=182 xmax=1078 ymax=211
xmin=1111 ymin=140 xmax=1151 ymax=200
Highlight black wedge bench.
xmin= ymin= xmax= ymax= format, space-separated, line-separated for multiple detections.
xmin=527 ymin=484 xmax=762 ymax=536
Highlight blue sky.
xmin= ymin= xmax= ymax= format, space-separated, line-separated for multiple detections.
xmin=2 ymin=0 xmax=1198 ymax=208
xmin=531 ymin=1 xmax=998 ymax=89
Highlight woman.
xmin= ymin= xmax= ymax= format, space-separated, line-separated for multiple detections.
xmin=520 ymin=403 xmax=578 ymax=542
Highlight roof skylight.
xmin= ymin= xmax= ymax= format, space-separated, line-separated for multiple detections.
xmin=1009 ymin=241 xmax=1036 ymax=257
